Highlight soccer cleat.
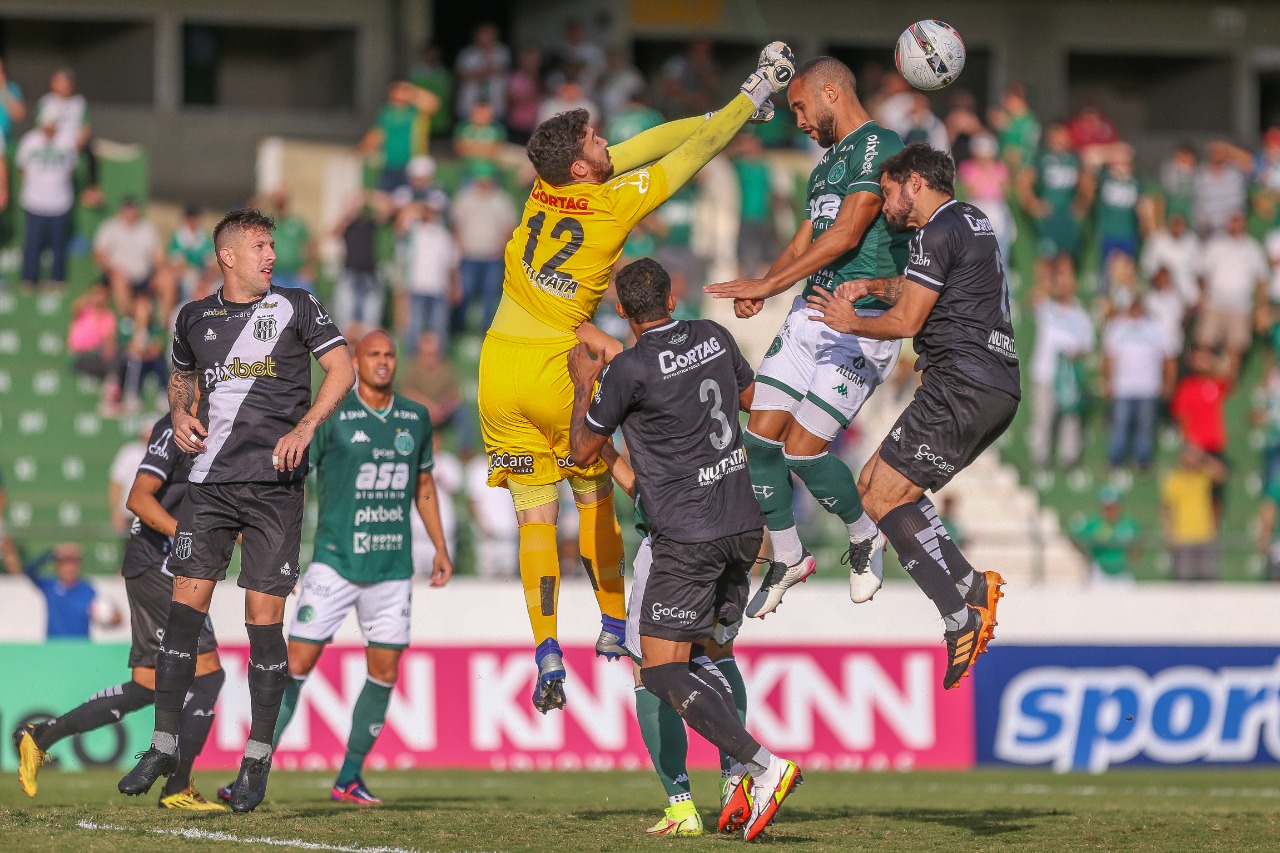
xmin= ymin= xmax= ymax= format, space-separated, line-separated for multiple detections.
xmin=12 ymin=724 xmax=47 ymax=798
xmin=742 ymin=758 xmax=803 ymax=843
xmin=846 ymin=533 xmax=886 ymax=604
xmin=594 ymin=615 xmax=627 ymax=661
xmin=719 ymin=772 xmax=752 ymax=833
xmin=229 ymin=754 xmax=273 ymax=813
xmin=964 ymin=570 xmax=1005 ymax=657
xmin=942 ymin=605 xmax=993 ymax=690
xmin=331 ymin=777 xmax=383 ymax=805
xmin=158 ymin=785 xmax=228 ymax=811
xmin=756 ymin=42 xmax=796 ymax=92
xmin=645 ymin=801 xmax=703 ymax=836
xmin=531 ymin=638 xmax=567 ymax=714
xmin=745 ymin=552 xmax=816 ymax=618
xmin=118 ymin=747 xmax=179 ymax=796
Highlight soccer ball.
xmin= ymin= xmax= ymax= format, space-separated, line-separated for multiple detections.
xmin=895 ymin=20 xmax=966 ymax=91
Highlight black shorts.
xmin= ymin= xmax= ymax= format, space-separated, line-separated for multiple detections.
xmin=126 ymin=568 xmax=218 ymax=668
xmin=641 ymin=528 xmax=763 ymax=643
xmin=879 ymin=371 xmax=1019 ymax=492
xmin=171 ymin=481 xmax=304 ymax=596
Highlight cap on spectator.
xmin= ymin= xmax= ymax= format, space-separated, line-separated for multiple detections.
xmin=1098 ymin=485 xmax=1121 ymax=505
xmin=407 ymin=155 xmax=436 ymax=180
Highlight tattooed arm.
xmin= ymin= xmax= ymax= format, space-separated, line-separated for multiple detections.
xmin=272 ymin=344 xmax=354 ymax=472
xmin=567 ymin=343 xmax=609 ymax=467
xmin=169 ymin=368 xmax=207 ymax=453
xmin=833 ymin=275 xmax=907 ymax=306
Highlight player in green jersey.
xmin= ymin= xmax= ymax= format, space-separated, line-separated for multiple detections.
xmin=705 ymin=56 xmax=908 ymax=616
xmin=218 ymin=329 xmax=452 ymax=806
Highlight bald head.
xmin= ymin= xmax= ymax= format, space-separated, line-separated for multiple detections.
xmin=789 ymin=56 xmax=861 ymax=148
xmin=353 ymin=329 xmax=397 ymax=393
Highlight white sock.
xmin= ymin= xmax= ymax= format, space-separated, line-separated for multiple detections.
xmin=669 ymin=791 xmax=692 ymax=805
xmin=943 ymin=607 xmax=969 ymax=632
xmin=846 ymin=512 xmax=878 ymax=543
xmin=769 ymin=526 xmax=803 ymax=565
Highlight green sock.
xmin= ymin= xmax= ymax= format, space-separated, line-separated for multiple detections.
xmin=786 ymin=450 xmax=864 ymax=524
xmin=271 ymin=676 xmax=305 ymax=747
xmin=716 ymin=657 xmax=748 ymax=773
xmin=635 ymin=686 xmax=691 ymax=799
xmin=743 ymin=431 xmax=795 ymax=529
xmin=336 ymin=678 xmax=393 ymax=786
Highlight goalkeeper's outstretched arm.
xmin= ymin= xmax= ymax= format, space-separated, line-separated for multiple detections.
xmin=607 ymin=116 xmax=707 ymax=175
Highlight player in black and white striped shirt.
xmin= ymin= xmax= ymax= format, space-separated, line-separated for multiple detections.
xmin=119 ymin=208 xmax=354 ymax=813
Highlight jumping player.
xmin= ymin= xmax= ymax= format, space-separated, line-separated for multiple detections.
xmin=705 ymin=56 xmax=908 ymax=617
xmin=14 ymin=413 xmax=225 ymax=810
xmin=807 ymin=143 xmax=1016 ymax=689
xmin=569 ymin=258 xmax=801 ymax=843
xmin=480 ymin=43 xmax=795 ymax=713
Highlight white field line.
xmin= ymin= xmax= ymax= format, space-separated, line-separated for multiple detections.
xmin=76 ymin=820 xmax=428 ymax=853
xmin=870 ymin=781 xmax=1280 ymax=800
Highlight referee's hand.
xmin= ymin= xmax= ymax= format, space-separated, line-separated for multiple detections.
xmin=172 ymin=411 xmax=207 ymax=454
xmin=273 ymin=422 xmax=315 ymax=472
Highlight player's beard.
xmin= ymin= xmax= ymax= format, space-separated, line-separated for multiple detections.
xmin=590 ymin=156 xmax=614 ymax=182
xmin=814 ymin=106 xmax=839 ymax=149
xmin=885 ymin=190 xmax=915 ymax=232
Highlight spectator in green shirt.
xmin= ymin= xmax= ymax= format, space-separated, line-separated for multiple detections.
xmin=167 ymin=204 xmax=214 ymax=301
xmin=604 ymin=90 xmax=664 ymax=145
xmin=410 ymin=43 xmax=453 ymax=140
xmin=1071 ymin=487 xmax=1142 ymax=587
xmin=989 ymin=84 xmax=1040 ymax=169
xmin=453 ymin=100 xmax=507 ymax=175
xmin=358 ymin=81 xmax=440 ymax=192
xmin=1090 ymin=143 xmax=1145 ymax=272
xmin=266 ymin=188 xmax=315 ymax=292
xmin=732 ymin=131 xmax=779 ymax=277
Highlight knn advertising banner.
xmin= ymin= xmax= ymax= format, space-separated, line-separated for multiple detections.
xmin=976 ymin=646 xmax=1280 ymax=772
xmin=0 ymin=643 xmax=974 ymax=771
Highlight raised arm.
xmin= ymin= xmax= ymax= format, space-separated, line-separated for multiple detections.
xmin=607 ymin=116 xmax=707 ymax=175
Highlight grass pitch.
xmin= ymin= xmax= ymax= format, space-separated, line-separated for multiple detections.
xmin=2 ymin=767 xmax=1280 ymax=852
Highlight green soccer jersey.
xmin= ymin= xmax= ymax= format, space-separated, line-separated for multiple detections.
xmin=801 ymin=121 xmax=908 ymax=310
xmin=1035 ymin=150 xmax=1082 ymax=217
xmin=1095 ymin=168 xmax=1140 ymax=241
xmin=311 ymin=391 xmax=434 ymax=583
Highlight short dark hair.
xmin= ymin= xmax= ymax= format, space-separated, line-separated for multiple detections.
xmin=213 ymin=208 xmax=275 ymax=255
xmin=615 ymin=258 xmax=671 ymax=324
xmin=793 ymin=56 xmax=857 ymax=95
xmin=526 ymin=109 xmax=590 ymax=185
xmin=879 ymin=142 xmax=956 ymax=196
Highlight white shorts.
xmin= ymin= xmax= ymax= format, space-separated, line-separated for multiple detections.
xmin=287 ymin=561 xmax=412 ymax=649
xmin=624 ymin=536 xmax=743 ymax=659
xmin=754 ymin=295 xmax=902 ymax=441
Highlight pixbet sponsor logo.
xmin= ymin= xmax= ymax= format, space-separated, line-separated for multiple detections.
xmin=993 ymin=658 xmax=1280 ymax=772
xmin=914 ymin=444 xmax=955 ymax=474
xmin=354 ymin=504 xmax=406 ymax=526
xmin=659 ymin=337 xmax=723 ymax=376
xmin=651 ymin=602 xmax=698 ymax=624
xmin=861 ymin=134 xmax=880 ymax=175
xmin=203 ymin=356 xmax=277 ymax=385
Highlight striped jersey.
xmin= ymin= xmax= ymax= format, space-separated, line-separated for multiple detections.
xmin=170 ymin=285 xmax=346 ymax=484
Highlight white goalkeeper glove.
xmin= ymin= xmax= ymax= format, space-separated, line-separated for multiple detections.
xmin=749 ymin=99 xmax=776 ymax=124
xmin=740 ymin=41 xmax=796 ymax=107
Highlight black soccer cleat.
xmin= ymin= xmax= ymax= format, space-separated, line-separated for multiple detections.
xmin=942 ymin=605 xmax=992 ymax=690
xmin=118 ymin=747 xmax=179 ymax=796
xmin=229 ymin=755 xmax=273 ymax=813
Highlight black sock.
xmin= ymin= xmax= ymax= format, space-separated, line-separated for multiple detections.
xmin=879 ymin=502 xmax=966 ymax=617
xmin=246 ymin=623 xmax=288 ymax=754
xmin=641 ymin=662 xmax=761 ymax=767
xmin=689 ymin=655 xmax=737 ymax=710
xmin=154 ymin=601 xmax=207 ymax=750
xmin=33 ymin=681 xmax=153 ymax=751
xmin=916 ymin=496 xmax=975 ymax=582
xmin=163 ymin=668 xmax=226 ymax=795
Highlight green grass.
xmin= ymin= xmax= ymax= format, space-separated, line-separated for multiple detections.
xmin=3 ymin=768 xmax=1280 ymax=852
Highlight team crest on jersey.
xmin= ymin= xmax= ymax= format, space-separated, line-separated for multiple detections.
xmin=766 ymin=336 xmax=783 ymax=358
xmin=394 ymin=430 xmax=415 ymax=456
xmin=254 ymin=316 xmax=278 ymax=341
xmin=174 ymin=532 xmax=193 ymax=561
xmin=828 ymin=159 xmax=847 ymax=184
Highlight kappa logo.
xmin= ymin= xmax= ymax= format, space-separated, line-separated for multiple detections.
xmin=351 ymin=430 xmax=371 ymax=443
xmin=254 ymin=316 xmax=278 ymax=341
xmin=369 ymin=723 xmax=384 ymax=737
xmin=204 ymin=328 xmax=217 ymax=342
xmin=174 ymin=532 xmax=193 ymax=561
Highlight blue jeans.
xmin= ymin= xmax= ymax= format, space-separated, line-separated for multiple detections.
xmin=452 ymin=258 xmax=504 ymax=335
xmin=407 ymin=293 xmax=449 ymax=353
xmin=1108 ymin=396 xmax=1157 ymax=467
xmin=22 ymin=209 xmax=72 ymax=284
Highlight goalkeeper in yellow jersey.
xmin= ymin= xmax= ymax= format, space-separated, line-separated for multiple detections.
xmin=480 ymin=42 xmax=795 ymax=713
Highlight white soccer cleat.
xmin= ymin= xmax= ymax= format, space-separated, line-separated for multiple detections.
xmin=848 ymin=533 xmax=886 ymax=604
xmin=745 ymin=551 xmax=816 ymax=618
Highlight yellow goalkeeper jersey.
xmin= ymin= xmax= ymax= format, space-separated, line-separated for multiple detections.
xmin=494 ymin=166 xmax=672 ymax=337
